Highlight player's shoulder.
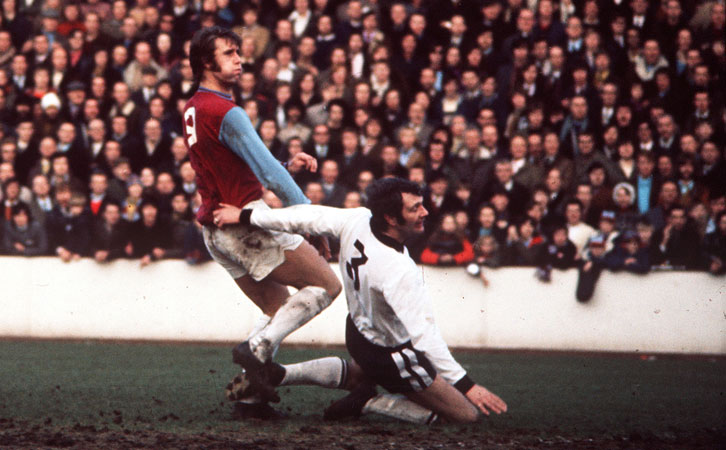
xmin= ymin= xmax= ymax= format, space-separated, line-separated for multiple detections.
xmin=187 ymin=90 xmax=236 ymax=116
xmin=346 ymin=207 xmax=373 ymax=223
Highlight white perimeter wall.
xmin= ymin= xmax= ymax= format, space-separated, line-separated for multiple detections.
xmin=1 ymin=257 xmax=724 ymax=354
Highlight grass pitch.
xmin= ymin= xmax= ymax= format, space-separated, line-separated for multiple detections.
xmin=0 ymin=341 xmax=723 ymax=448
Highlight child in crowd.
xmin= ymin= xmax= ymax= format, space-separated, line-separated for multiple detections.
xmin=466 ymin=235 xmax=503 ymax=287
xmin=536 ymin=223 xmax=577 ymax=282
xmin=420 ymin=213 xmax=474 ymax=266
xmin=605 ymin=230 xmax=650 ymax=274
xmin=575 ymin=234 xmax=608 ymax=302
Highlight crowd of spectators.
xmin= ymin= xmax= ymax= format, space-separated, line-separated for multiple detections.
xmin=0 ymin=0 xmax=725 ymax=282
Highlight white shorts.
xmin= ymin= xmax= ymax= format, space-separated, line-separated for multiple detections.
xmin=203 ymin=199 xmax=304 ymax=280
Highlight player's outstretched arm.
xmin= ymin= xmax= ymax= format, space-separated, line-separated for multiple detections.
xmin=214 ymin=203 xmax=367 ymax=239
xmin=219 ymin=107 xmax=310 ymax=206
xmin=465 ymin=384 xmax=507 ymax=416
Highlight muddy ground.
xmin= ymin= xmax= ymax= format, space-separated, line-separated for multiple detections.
xmin=1 ymin=418 xmax=721 ymax=449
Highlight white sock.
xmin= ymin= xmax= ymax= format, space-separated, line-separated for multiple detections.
xmin=279 ymin=357 xmax=347 ymax=389
xmin=246 ymin=314 xmax=279 ymax=359
xmin=362 ymin=394 xmax=438 ymax=425
xmin=249 ymin=286 xmax=332 ymax=362
xmin=247 ymin=314 xmax=271 ymax=339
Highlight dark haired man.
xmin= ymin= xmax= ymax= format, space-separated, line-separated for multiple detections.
xmin=214 ymin=178 xmax=507 ymax=423
xmin=183 ymin=26 xmax=341 ymax=409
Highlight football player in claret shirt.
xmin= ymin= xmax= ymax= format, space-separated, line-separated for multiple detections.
xmin=183 ymin=26 xmax=341 ymax=416
xmin=214 ymin=178 xmax=507 ymax=423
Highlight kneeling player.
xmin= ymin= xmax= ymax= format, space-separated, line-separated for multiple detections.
xmin=214 ymin=178 xmax=507 ymax=423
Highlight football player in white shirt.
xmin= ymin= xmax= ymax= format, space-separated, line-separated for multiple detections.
xmin=214 ymin=178 xmax=507 ymax=423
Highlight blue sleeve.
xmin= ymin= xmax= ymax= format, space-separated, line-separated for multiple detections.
xmin=219 ymin=107 xmax=309 ymax=206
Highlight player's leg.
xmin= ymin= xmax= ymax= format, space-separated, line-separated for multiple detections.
xmin=228 ymin=355 xmax=364 ymax=400
xmin=234 ymin=275 xmax=289 ymax=317
xmin=330 ymin=316 xmax=478 ymax=424
xmin=240 ymin=240 xmax=342 ymax=363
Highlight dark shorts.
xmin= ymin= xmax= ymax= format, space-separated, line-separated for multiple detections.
xmin=345 ymin=315 xmax=437 ymax=394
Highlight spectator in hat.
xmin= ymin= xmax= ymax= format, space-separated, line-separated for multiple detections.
xmin=60 ymin=80 xmax=86 ymax=123
xmin=38 ymin=92 xmax=63 ymax=137
xmin=597 ymin=210 xmax=619 ymax=252
xmin=612 ymin=182 xmax=639 ymax=231
xmin=605 ymin=229 xmax=650 ymax=274
xmin=575 ymin=233 xmax=608 ymax=302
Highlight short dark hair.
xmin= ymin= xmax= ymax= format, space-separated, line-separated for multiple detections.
xmin=365 ymin=178 xmax=423 ymax=232
xmin=11 ymin=202 xmax=31 ymax=218
xmin=189 ymin=26 xmax=241 ymax=83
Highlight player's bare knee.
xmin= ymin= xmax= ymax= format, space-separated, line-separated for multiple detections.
xmin=324 ymin=276 xmax=342 ymax=300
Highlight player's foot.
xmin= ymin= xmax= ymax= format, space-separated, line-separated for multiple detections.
xmin=232 ymin=341 xmax=280 ymax=403
xmin=323 ymin=382 xmax=377 ymax=421
xmin=232 ymin=401 xmax=286 ymax=421
xmin=225 ymin=364 xmax=286 ymax=402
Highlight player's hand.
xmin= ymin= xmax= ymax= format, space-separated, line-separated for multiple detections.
xmin=317 ymin=235 xmax=332 ymax=261
xmin=287 ymin=152 xmax=317 ymax=174
xmin=439 ymin=254 xmax=454 ymax=264
xmin=306 ymin=234 xmax=333 ymax=260
xmin=95 ymin=250 xmax=109 ymax=262
xmin=213 ymin=203 xmax=243 ymax=227
xmin=466 ymin=384 xmax=507 ymax=416
xmin=140 ymin=254 xmax=152 ymax=267
xmin=57 ymin=247 xmax=72 ymax=262
xmin=479 ymin=272 xmax=490 ymax=287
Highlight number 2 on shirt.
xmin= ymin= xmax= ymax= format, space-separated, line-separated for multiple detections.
xmin=346 ymin=240 xmax=368 ymax=291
